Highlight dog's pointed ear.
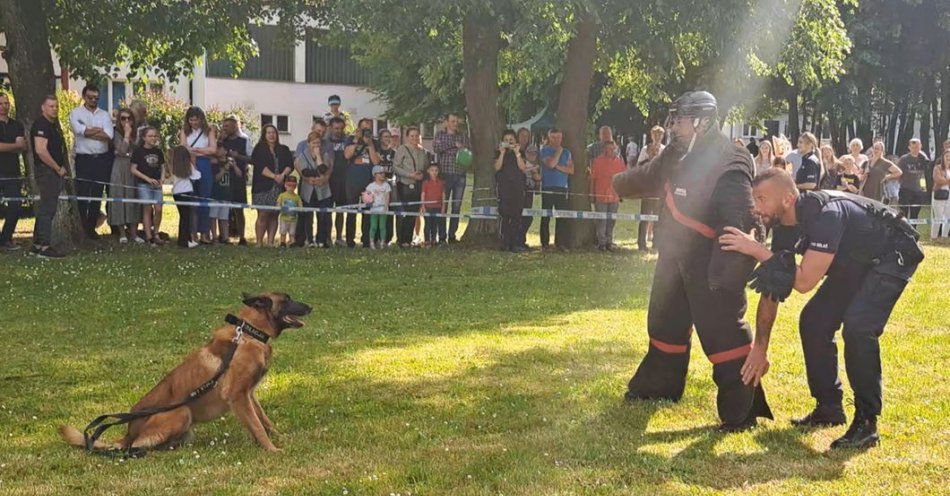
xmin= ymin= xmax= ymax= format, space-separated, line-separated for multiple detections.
xmin=242 ymin=294 xmax=273 ymax=311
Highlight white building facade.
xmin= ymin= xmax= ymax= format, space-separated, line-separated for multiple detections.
xmin=1 ymin=26 xmax=389 ymax=147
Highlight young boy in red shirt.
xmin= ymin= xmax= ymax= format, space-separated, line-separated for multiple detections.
xmin=420 ymin=163 xmax=446 ymax=246
xmin=590 ymin=141 xmax=626 ymax=250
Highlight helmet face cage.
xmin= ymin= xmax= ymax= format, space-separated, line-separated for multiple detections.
xmin=665 ymin=92 xmax=719 ymax=145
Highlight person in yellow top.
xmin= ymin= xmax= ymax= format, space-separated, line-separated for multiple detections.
xmin=276 ymin=175 xmax=302 ymax=247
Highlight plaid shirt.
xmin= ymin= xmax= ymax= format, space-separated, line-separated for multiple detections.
xmin=433 ymin=130 xmax=470 ymax=176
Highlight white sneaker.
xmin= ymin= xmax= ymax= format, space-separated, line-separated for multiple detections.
xmin=187 ymin=241 xmax=199 ymax=248
xmin=119 ymin=237 xmax=129 ymax=244
xmin=369 ymin=241 xmax=376 ymax=249
xmin=132 ymin=236 xmax=145 ymax=244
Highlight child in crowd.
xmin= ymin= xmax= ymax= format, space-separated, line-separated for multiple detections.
xmin=521 ymin=144 xmax=542 ymax=246
xmin=364 ymin=165 xmax=393 ymax=249
xmin=420 ymin=162 xmax=445 ymax=247
xmin=130 ymin=126 xmax=165 ymax=245
xmin=209 ymin=148 xmax=235 ymax=244
xmin=276 ymin=175 xmax=302 ymax=247
xmin=837 ymin=155 xmax=861 ymax=194
xmin=883 ymin=154 xmax=901 ymax=205
xmin=772 ymin=156 xmax=789 ymax=174
xmin=169 ymin=145 xmax=201 ymax=249
xmin=589 ymin=141 xmax=626 ymax=251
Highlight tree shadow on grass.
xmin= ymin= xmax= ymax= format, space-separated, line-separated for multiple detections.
xmin=209 ymin=342 xmax=862 ymax=494
xmin=7 ymin=247 xmax=861 ymax=493
xmin=20 ymin=330 xmax=864 ymax=494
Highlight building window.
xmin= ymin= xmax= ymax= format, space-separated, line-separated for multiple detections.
xmin=111 ymin=82 xmax=126 ymax=111
xmin=742 ymin=124 xmax=758 ymax=137
xmin=97 ymin=81 xmax=110 ymax=111
xmin=376 ymin=119 xmax=388 ymax=133
xmin=207 ymin=25 xmax=295 ymax=82
xmin=305 ymin=36 xmax=369 ymax=85
xmin=422 ymin=123 xmax=434 ymax=140
xmin=261 ymin=114 xmax=290 ymax=133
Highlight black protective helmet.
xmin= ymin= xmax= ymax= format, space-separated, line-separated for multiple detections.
xmin=669 ymin=91 xmax=718 ymax=120
xmin=665 ymin=91 xmax=719 ymax=151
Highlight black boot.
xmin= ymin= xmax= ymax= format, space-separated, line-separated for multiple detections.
xmin=792 ymin=403 xmax=847 ymax=427
xmin=830 ymin=411 xmax=879 ymax=450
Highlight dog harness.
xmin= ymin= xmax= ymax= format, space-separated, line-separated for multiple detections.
xmin=80 ymin=315 xmax=270 ymax=458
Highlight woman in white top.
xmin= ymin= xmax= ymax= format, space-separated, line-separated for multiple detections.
xmin=753 ymin=139 xmax=774 ymax=176
xmin=932 ymin=149 xmax=950 ymax=242
xmin=848 ymin=138 xmax=869 ymax=176
xmin=177 ymin=107 xmax=217 ymax=244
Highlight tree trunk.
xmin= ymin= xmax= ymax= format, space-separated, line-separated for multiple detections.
xmin=932 ymin=95 xmax=946 ymax=151
xmin=827 ymin=113 xmax=838 ymax=153
xmin=897 ymin=106 xmax=917 ymax=154
xmin=935 ymin=71 xmax=950 ymax=150
xmin=459 ymin=13 xmax=503 ymax=245
xmin=0 ymin=0 xmax=83 ymax=250
xmin=800 ymin=96 xmax=810 ymax=133
xmin=786 ymin=85 xmax=800 ymax=142
xmin=555 ymin=9 xmax=597 ymax=248
xmin=921 ymin=104 xmax=933 ymax=193
xmin=886 ymin=102 xmax=901 ymax=155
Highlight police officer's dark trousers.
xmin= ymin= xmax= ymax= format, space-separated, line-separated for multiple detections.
xmin=799 ymin=258 xmax=916 ymax=416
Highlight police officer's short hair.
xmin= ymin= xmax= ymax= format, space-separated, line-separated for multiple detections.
xmin=753 ymin=168 xmax=798 ymax=194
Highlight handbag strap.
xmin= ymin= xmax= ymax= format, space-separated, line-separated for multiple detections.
xmin=189 ymin=129 xmax=205 ymax=148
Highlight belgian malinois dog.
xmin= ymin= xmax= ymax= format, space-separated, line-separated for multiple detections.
xmin=60 ymin=292 xmax=312 ymax=453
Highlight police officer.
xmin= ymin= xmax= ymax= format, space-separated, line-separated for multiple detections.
xmin=719 ymin=168 xmax=924 ymax=449
xmin=613 ymin=91 xmax=773 ymax=431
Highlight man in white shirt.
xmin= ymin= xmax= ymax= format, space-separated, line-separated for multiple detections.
xmin=69 ymin=84 xmax=114 ymax=239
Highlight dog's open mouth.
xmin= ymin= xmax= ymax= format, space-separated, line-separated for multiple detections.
xmin=281 ymin=315 xmax=305 ymax=328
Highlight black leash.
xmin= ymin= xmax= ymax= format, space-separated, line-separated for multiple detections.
xmin=80 ymin=314 xmax=269 ymax=457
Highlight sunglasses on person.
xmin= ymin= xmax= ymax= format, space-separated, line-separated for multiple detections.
xmin=119 ymin=116 xmax=133 ymax=121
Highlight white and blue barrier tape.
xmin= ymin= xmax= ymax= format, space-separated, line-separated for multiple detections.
xmin=0 ymin=194 xmax=942 ymax=225
xmin=470 ymin=206 xmax=659 ymax=222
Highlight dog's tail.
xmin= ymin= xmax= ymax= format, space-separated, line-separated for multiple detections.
xmin=59 ymin=425 xmax=118 ymax=450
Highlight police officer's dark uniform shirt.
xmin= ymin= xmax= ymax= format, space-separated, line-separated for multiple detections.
xmin=0 ymin=118 xmax=25 ymax=178
xmin=773 ymin=193 xmax=884 ymax=276
xmin=31 ymin=116 xmax=65 ymax=176
xmin=795 ymin=151 xmax=821 ymax=186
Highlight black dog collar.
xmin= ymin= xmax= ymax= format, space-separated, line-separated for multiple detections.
xmin=224 ymin=314 xmax=270 ymax=344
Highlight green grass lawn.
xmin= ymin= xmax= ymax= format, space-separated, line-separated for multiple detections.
xmin=1 ymin=202 xmax=948 ymax=495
